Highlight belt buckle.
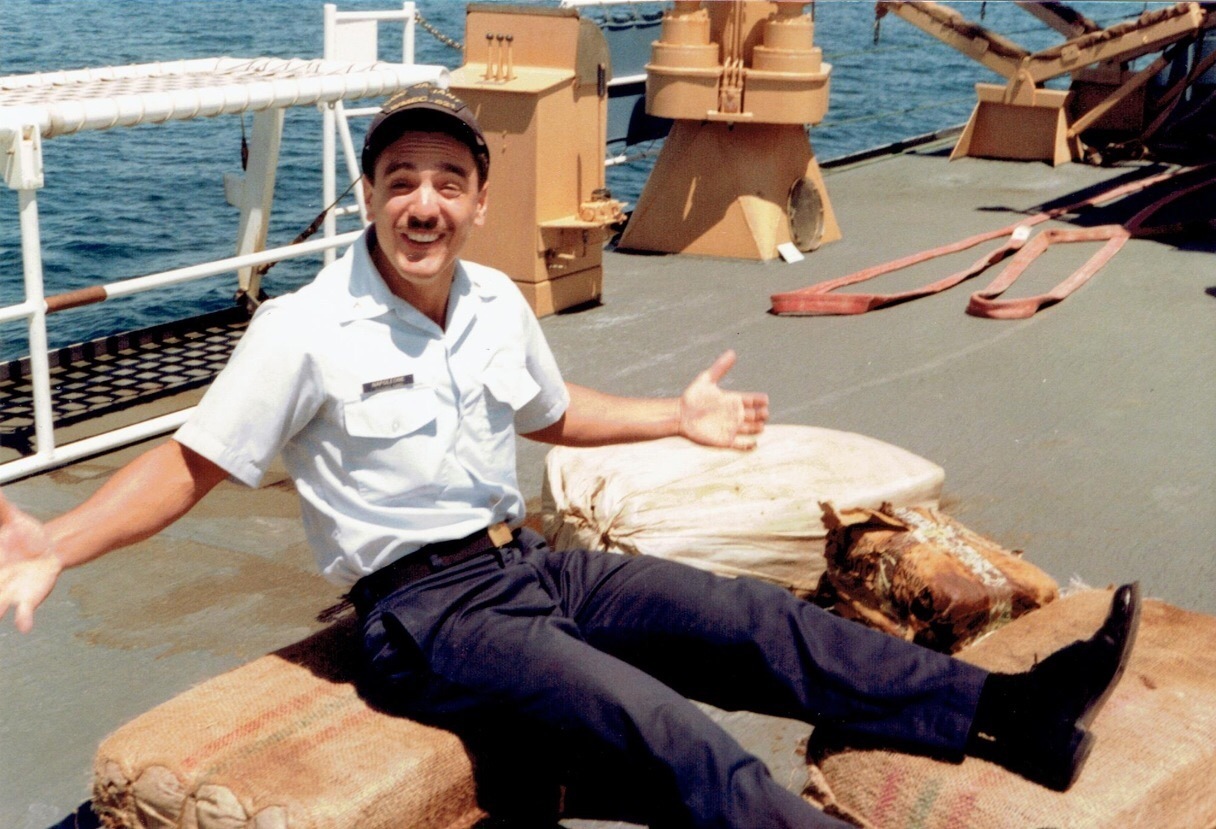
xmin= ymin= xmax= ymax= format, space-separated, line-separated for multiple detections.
xmin=487 ymin=522 xmax=513 ymax=548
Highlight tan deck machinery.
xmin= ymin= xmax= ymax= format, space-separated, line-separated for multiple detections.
xmin=617 ymin=1 xmax=840 ymax=260
xmin=876 ymin=1 xmax=1213 ymax=165
xmin=448 ymin=5 xmax=625 ymax=316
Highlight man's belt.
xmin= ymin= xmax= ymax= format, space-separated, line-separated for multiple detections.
xmin=348 ymin=522 xmax=516 ymax=617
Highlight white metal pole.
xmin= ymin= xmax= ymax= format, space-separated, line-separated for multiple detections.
xmin=323 ymin=4 xmax=337 ymax=58
xmin=234 ymin=107 xmax=285 ymax=300
xmin=100 ymin=230 xmax=362 ymax=301
xmin=17 ymin=187 xmax=56 ymax=464
xmin=323 ymin=4 xmax=339 ymax=265
xmin=322 ymin=102 xmax=339 ymax=265
xmin=0 ymin=300 xmax=40 ymax=327
xmin=403 ymin=2 xmax=417 ymax=65
xmin=334 ymin=101 xmax=369 ymax=225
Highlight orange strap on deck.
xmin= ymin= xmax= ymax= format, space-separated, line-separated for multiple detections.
xmin=963 ymin=225 xmax=1130 ymax=319
xmin=770 ymin=165 xmax=1214 ymax=319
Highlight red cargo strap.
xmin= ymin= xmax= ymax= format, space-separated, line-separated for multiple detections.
xmin=968 ymin=172 xmax=1216 ymax=318
xmin=770 ymin=164 xmax=1214 ymax=319
xmin=964 ymin=225 xmax=1130 ymax=319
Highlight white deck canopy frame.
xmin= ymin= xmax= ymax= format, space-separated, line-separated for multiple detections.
xmin=0 ymin=55 xmax=446 ymax=483
xmin=321 ymin=3 xmax=419 ymax=265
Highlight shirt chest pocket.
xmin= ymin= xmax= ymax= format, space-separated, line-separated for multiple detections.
xmin=342 ymin=386 xmax=443 ymax=503
xmin=344 ymin=385 xmax=438 ymax=439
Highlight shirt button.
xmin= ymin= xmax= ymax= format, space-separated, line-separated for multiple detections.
xmin=392 ymin=419 xmax=401 ymax=431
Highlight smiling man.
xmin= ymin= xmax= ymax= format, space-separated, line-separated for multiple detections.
xmin=361 ymin=103 xmax=489 ymax=323
xmin=0 ymin=84 xmax=1140 ymax=829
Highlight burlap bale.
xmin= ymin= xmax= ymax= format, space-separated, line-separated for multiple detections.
xmin=815 ymin=503 xmax=1058 ymax=652
xmin=93 ymin=620 xmax=486 ymax=829
xmin=805 ymin=590 xmax=1216 ymax=829
xmin=542 ymin=425 xmax=945 ymax=597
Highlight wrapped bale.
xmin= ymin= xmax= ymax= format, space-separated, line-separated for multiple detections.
xmin=93 ymin=621 xmax=486 ymax=829
xmin=542 ymin=425 xmax=945 ymax=597
xmin=804 ymin=590 xmax=1216 ymax=829
xmin=815 ymin=503 xmax=1058 ymax=652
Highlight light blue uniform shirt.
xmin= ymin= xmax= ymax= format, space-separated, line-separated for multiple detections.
xmin=175 ymin=231 xmax=570 ymax=585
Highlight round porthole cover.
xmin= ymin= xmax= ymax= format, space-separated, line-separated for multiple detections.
xmin=788 ymin=177 xmax=825 ymax=252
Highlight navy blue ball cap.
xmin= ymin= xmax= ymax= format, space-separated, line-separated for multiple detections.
xmin=361 ymin=83 xmax=490 ymax=180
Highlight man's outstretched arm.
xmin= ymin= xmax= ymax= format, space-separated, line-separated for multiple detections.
xmin=524 ymin=350 xmax=770 ymax=450
xmin=0 ymin=439 xmax=227 ymax=632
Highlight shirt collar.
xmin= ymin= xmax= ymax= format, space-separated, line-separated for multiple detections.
xmin=331 ymin=230 xmax=395 ymax=323
xmin=330 ymin=229 xmax=501 ymax=333
xmin=444 ymin=261 xmax=500 ymax=342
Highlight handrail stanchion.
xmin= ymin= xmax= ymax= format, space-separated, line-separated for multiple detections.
xmin=234 ymin=109 xmax=285 ymax=305
xmin=2 ymin=115 xmax=56 ymax=466
xmin=322 ymin=4 xmax=340 ymax=265
xmin=322 ymin=100 xmax=339 ymax=266
xmin=334 ymin=100 xmax=368 ymax=224
xmin=403 ymin=2 xmax=417 ymax=64
xmin=19 ymin=188 xmax=55 ymax=466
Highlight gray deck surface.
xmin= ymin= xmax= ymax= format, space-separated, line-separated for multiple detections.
xmin=2 ymin=143 xmax=1213 ymax=828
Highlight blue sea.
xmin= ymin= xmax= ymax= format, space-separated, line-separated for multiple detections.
xmin=0 ymin=0 xmax=1168 ymax=361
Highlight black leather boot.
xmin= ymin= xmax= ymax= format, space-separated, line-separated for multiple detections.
xmin=967 ymin=582 xmax=1142 ymax=791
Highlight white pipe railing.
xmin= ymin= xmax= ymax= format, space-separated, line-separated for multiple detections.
xmin=0 ymin=230 xmax=362 ymax=485
xmin=62 ymin=230 xmax=363 ymax=312
xmin=0 ymin=411 xmax=196 ymax=484
xmin=16 ymin=188 xmax=55 ymax=470
xmin=1 ymin=18 xmax=433 ymax=483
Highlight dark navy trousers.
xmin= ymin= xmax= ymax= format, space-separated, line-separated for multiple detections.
xmin=356 ymin=529 xmax=988 ymax=828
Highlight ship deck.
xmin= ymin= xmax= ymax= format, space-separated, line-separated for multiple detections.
xmin=2 ymin=142 xmax=1213 ymax=828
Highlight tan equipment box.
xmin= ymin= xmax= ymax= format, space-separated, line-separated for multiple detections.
xmin=450 ymin=5 xmax=623 ymax=317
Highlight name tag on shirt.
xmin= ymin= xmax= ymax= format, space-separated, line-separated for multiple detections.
xmin=362 ymin=374 xmax=414 ymax=394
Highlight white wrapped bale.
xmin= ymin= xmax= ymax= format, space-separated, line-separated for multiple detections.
xmin=542 ymin=425 xmax=945 ymax=597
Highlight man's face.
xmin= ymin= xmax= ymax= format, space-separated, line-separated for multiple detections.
xmin=363 ymin=130 xmax=487 ymax=307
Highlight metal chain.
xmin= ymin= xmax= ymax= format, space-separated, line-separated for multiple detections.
xmin=415 ymin=10 xmax=463 ymax=52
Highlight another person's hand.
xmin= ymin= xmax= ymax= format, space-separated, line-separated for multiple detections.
xmin=0 ymin=491 xmax=62 ymax=633
xmin=678 ymin=350 xmax=769 ymax=450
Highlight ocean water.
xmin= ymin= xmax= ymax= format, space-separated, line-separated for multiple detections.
xmin=0 ymin=0 xmax=1168 ymax=360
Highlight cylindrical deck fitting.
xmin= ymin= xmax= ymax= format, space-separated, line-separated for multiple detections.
xmin=661 ymin=2 xmax=713 ymax=47
xmin=765 ymin=5 xmax=816 ymax=52
xmin=650 ymin=42 xmax=721 ymax=70
xmin=753 ymin=4 xmax=821 ymax=75
xmin=645 ymin=0 xmax=722 ymax=120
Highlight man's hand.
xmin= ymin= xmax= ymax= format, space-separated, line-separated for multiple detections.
xmin=525 ymin=351 xmax=770 ymax=449
xmin=678 ymin=350 xmax=769 ymax=450
xmin=0 ymin=490 xmax=62 ymax=633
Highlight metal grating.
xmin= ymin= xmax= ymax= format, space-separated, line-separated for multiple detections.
xmin=0 ymin=306 xmax=249 ymax=456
